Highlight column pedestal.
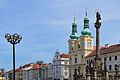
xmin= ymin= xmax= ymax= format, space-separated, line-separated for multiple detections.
xmin=94 ymin=69 xmax=97 ymax=80
xmin=86 ymin=74 xmax=91 ymax=80
xmin=106 ymin=71 xmax=109 ymax=80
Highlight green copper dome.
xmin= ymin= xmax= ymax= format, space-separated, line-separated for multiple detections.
xmin=70 ymin=18 xmax=79 ymax=39
xmin=81 ymin=28 xmax=91 ymax=36
xmin=81 ymin=13 xmax=91 ymax=36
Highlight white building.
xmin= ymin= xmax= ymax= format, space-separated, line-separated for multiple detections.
xmin=47 ymin=63 xmax=53 ymax=80
xmin=86 ymin=44 xmax=120 ymax=79
xmin=53 ymin=51 xmax=69 ymax=80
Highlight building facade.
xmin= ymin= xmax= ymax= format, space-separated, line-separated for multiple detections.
xmin=5 ymin=62 xmax=48 ymax=80
xmin=86 ymin=44 xmax=120 ymax=79
xmin=68 ymin=11 xmax=120 ymax=80
xmin=68 ymin=13 xmax=93 ymax=80
xmin=0 ymin=72 xmax=5 ymax=80
xmin=47 ymin=63 xmax=53 ymax=80
xmin=53 ymin=51 xmax=69 ymax=80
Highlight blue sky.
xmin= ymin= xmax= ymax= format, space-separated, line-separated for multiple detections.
xmin=0 ymin=0 xmax=120 ymax=71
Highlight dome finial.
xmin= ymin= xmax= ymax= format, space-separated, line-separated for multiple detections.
xmin=74 ymin=12 xmax=76 ymax=23
xmin=81 ymin=9 xmax=91 ymax=36
xmin=70 ymin=13 xmax=79 ymax=39
xmin=85 ymin=8 xmax=88 ymax=16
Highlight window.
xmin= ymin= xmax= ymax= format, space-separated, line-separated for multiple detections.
xmin=56 ymin=55 xmax=58 ymax=58
xmin=65 ymin=66 xmax=67 ymax=70
xmin=115 ymin=64 xmax=118 ymax=70
xmin=70 ymin=73 xmax=71 ymax=78
xmin=109 ymin=57 xmax=112 ymax=61
xmin=115 ymin=56 xmax=117 ymax=60
xmin=70 ymin=57 xmax=72 ymax=61
xmin=87 ymin=42 xmax=91 ymax=47
xmin=80 ymin=42 xmax=84 ymax=47
xmin=65 ymin=71 xmax=67 ymax=76
xmin=71 ymin=47 xmax=73 ymax=50
xmin=104 ymin=57 xmax=106 ymax=61
xmin=78 ymin=44 xmax=80 ymax=48
xmin=81 ymin=55 xmax=83 ymax=59
xmin=75 ymin=57 xmax=77 ymax=63
xmin=109 ymin=65 xmax=112 ymax=70
xmin=87 ymin=60 xmax=88 ymax=64
xmin=56 ymin=70 xmax=58 ymax=73
xmin=65 ymin=61 xmax=68 ymax=64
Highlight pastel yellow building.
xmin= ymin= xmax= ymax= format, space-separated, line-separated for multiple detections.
xmin=0 ymin=77 xmax=5 ymax=80
xmin=0 ymin=72 xmax=5 ymax=80
xmin=68 ymin=13 xmax=94 ymax=80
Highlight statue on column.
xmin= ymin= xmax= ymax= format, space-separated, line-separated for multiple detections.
xmin=94 ymin=11 xmax=102 ymax=71
xmin=95 ymin=11 xmax=101 ymax=29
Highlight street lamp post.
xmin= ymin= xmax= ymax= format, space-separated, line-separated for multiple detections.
xmin=5 ymin=33 xmax=22 ymax=80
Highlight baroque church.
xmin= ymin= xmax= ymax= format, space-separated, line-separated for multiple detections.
xmin=68 ymin=12 xmax=94 ymax=80
xmin=68 ymin=11 xmax=120 ymax=80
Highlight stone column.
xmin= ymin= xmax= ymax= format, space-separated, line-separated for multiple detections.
xmin=94 ymin=11 xmax=102 ymax=80
xmin=94 ymin=11 xmax=102 ymax=71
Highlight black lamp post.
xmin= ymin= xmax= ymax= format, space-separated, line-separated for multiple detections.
xmin=5 ymin=33 xmax=22 ymax=80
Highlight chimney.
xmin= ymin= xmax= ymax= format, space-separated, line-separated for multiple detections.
xmin=105 ymin=44 xmax=109 ymax=48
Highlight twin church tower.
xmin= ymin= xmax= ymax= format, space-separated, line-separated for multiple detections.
xmin=68 ymin=12 xmax=94 ymax=80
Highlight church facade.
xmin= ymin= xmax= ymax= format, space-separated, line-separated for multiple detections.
xmin=68 ymin=12 xmax=120 ymax=80
xmin=68 ymin=12 xmax=94 ymax=80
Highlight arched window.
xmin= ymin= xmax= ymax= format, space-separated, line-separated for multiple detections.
xmin=75 ymin=57 xmax=77 ymax=63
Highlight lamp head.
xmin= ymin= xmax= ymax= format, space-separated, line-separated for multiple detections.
xmin=5 ymin=33 xmax=22 ymax=44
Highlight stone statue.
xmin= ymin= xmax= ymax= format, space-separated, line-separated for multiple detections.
xmin=95 ymin=11 xmax=101 ymax=29
xmin=86 ymin=65 xmax=90 ymax=74
xmin=78 ymin=66 xmax=81 ymax=75
xmin=96 ymin=11 xmax=101 ymax=21
xmin=74 ymin=69 xmax=77 ymax=75
xmin=73 ymin=69 xmax=77 ymax=80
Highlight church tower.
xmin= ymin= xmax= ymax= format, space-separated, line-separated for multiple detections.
xmin=68 ymin=11 xmax=94 ymax=80
xmin=68 ymin=16 xmax=80 ymax=80
xmin=80 ymin=11 xmax=94 ymax=57
xmin=68 ymin=15 xmax=87 ymax=80
xmin=68 ymin=16 xmax=79 ymax=53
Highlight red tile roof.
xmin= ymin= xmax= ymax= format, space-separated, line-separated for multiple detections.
xmin=86 ymin=44 xmax=120 ymax=57
xmin=31 ymin=64 xmax=42 ymax=70
xmin=31 ymin=64 xmax=48 ymax=70
xmin=60 ymin=54 xmax=69 ymax=58
xmin=15 ymin=68 xmax=23 ymax=72
xmin=12 ymin=63 xmax=48 ymax=72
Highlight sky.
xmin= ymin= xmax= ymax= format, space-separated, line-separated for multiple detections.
xmin=0 ymin=0 xmax=120 ymax=71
